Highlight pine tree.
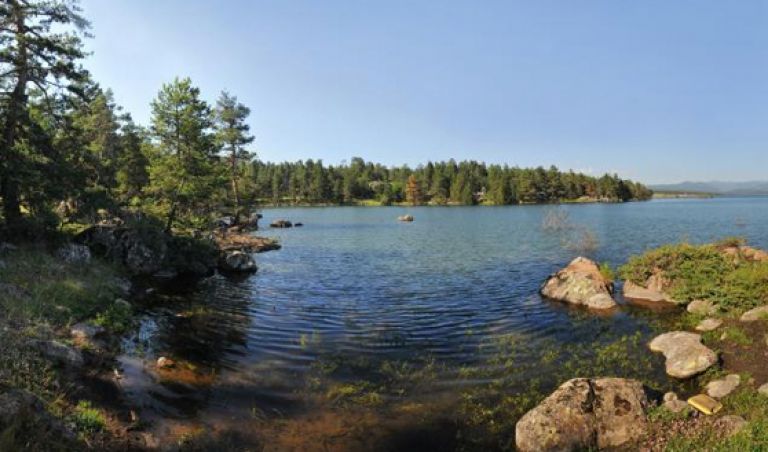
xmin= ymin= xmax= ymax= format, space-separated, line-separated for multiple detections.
xmin=0 ymin=0 xmax=90 ymax=230
xmin=214 ymin=91 xmax=254 ymax=221
xmin=147 ymin=77 xmax=220 ymax=231
xmin=405 ymin=174 xmax=422 ymax=205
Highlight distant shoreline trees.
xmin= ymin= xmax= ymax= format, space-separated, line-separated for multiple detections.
xmin=0 ymin=0 xmax=653 ymax=238
xmin=246 ymin=158 xmax=653 ymax=206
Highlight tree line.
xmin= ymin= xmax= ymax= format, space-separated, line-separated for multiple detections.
xmin=0 ymin=0 xmax=651 ymax=238
xmin=247 ymin=158 xmax=652 ymax=206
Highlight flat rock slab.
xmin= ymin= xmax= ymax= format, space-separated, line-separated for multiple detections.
xmin=623 ymin=281 xmax=678 ymax=304
xmin=695 ymin=318 xmax=723 ymax=332
xmin=515 ymin=377 xmax=648 ymax=452
xmin=688 ymin=299 xmax=717 ymax=315
xmin=740 ymin=305 xmax=768 ymax=322
xmin=540 ymin=257 xmax=617 ymax=310
xmin=706 ymin=374 xmax=740 ymax=399
xmin=649 ymin=331 xmax=718 ymax=378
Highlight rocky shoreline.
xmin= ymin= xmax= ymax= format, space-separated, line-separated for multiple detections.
xmin=528 ymin=240 xmax=768 ymax=450
xmin=0 ymin=215 xmax=283 ymax=449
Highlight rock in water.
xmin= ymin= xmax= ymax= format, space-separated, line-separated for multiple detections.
xmin=740 ymin=305 xmax=768 ymax=321
xmin=219 ymin=250 xmax=258 ymax=273
xmin=157 ymin=357 xmax=175 ymax=369
xmin=540 ymin=257 xmax=617 ymax=309
xmin=515 ymin=378 xmax=649 ymax=452
xmin=706 ymin=374 xmax=741 ymax=399
xmin=623 ymin=274 xmax=679 ymax=304
xmin=397 ymin=215 xmax=414 ymax=222
xmin=270 ymin=219 xmax=293 ymax=228
xmin=649 ymin=331 xmax=717 ymax=378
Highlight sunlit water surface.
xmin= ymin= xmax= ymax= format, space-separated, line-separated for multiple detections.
xmin=119 ymin=198 xmax=768 ymax=450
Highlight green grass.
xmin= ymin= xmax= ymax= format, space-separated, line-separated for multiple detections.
xmin=720 ymin=326 xmax=753 ymax=346
xmin=662 ymin=386 xmax=768 ymax=451
xmin=0 ymin=244 xmax=126 ymax=449
xmin=69 ymin=400 xmax=106 ymax=436
xmin=0 ymin=245 xmax=123 ymax=328
xmin=599 ymin=262 xmax=616 ymax=281
xmin=619 ymin=240 xmax=768 ymax=313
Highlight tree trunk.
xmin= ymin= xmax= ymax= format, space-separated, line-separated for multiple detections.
xmin=230 ymin=145 xmax=241 ymax=223
xmin=1 ymin=1 xmax=28 ymax=227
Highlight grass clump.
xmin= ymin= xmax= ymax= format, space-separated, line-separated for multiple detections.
xmin=69 ymin=400 xmax=106 ymax=436
xmin=599 ymin=262 xmax=616 ymax=281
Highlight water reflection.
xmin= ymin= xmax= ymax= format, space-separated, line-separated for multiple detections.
xmin=117 ymin=199 xmax=768 ymax=449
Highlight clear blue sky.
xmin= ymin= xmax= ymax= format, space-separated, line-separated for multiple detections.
xmin=80 ymin=0 xmax=768 ymax=184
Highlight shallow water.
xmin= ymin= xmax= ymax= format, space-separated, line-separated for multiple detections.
xmin=119 ymin=198 xmax=768 ymax=450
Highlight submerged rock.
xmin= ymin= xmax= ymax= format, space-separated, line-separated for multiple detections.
xmin=270 ymin=219 xmax=293 ymax=228
xmin=740 ymin=305 xmax=768 ymax=322
xmin=706 ymin=374 xmax=740 ymax=399
xmin=695 ymin=318 xmax=723 ymax=332
xmin=540 ymin=257 xmax=617 ymax=309
xmin=397 ymin=215 xmax=414 ymax=222
xmin=515 ymin=377 xmax=649 ymax=452
xmin=688 ymin=299 xmax=717 ymax=315
xmin=219 ymin=250 xmax=258 ymax=273
xmin=649 ymin=331 xmax=717 ymax=378
xmin=157 ymin=357 xmax=175 ymax=369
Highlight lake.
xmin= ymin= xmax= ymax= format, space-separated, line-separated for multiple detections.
xmin=119 ymin=198 xmax=768 ymax=451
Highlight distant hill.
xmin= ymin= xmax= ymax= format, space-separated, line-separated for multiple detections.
xmin=650 ymin=181 xmax=768 ymax=196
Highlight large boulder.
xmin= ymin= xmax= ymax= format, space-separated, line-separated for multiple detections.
xmin=515 ymin=378 xmax=649 ymax=452
xmin=540 ymin=257 xmax=617 ymax=309
xmin=218 ymin=251 xmax=257 ymax=273
xmin=76 ymin=225 xmax=216 ymax=277
xmin=649 ymin=331 xmax=718 ymax=378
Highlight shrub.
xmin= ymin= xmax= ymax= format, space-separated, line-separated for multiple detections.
xmin=620 ymin=240 xmax=768 ymax=312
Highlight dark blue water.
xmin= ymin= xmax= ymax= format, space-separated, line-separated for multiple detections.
xmin=119 ymin=198 xmax=768 ymax=449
